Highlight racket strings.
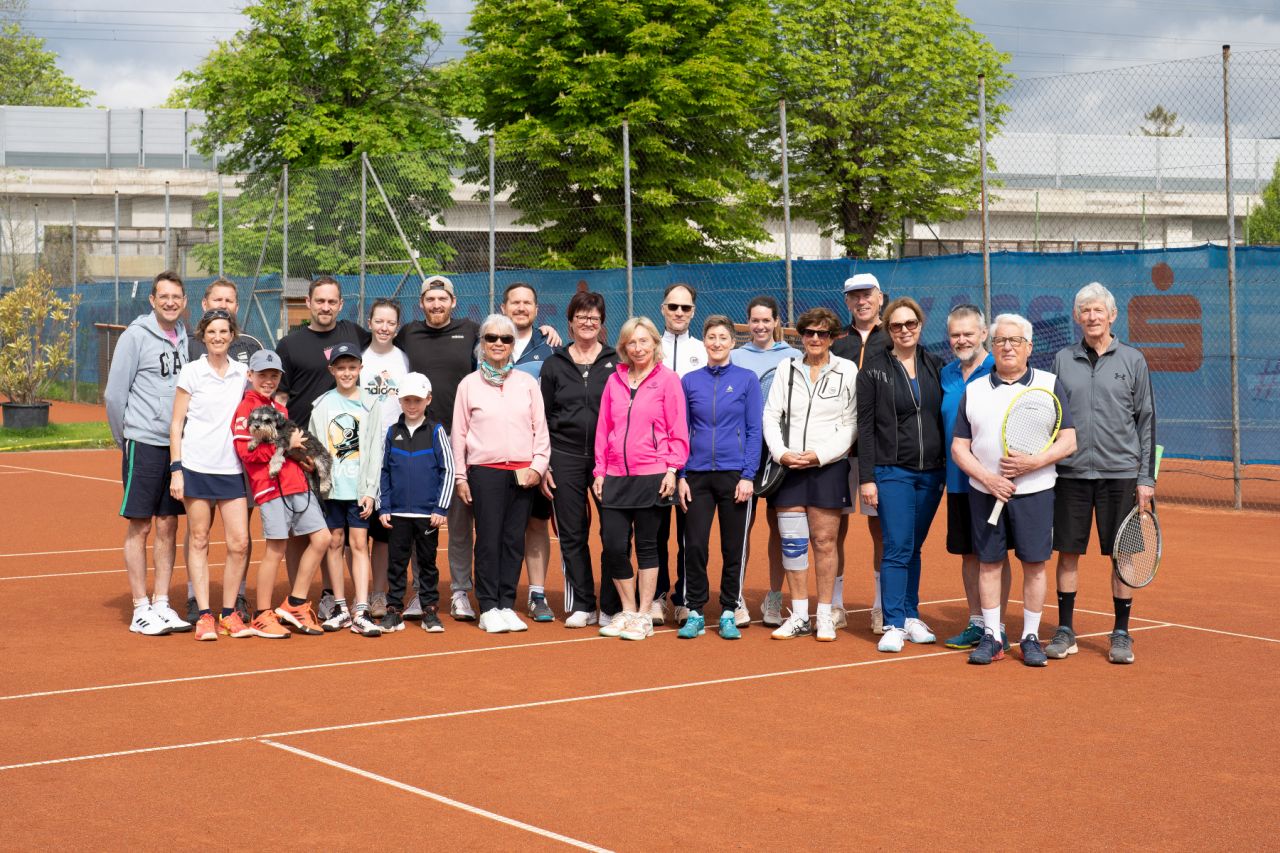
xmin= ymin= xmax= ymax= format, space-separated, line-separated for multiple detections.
xmin=1004 ymin=401 xmax=1059 ymax=454
xmin=1114 ymin=511 xmax=1159 ymax=586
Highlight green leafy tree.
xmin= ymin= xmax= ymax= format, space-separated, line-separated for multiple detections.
xmin=1246 ymin=159 xmax=1280 ymax=245
xmin=459 ymin=0 xmax=775 ymax=269
xmin=774 ymin=0 xmax=1010 ymax=257
xmin=0 ymin=23 xmax=93 ymax=107
xmin=174 ymin=0 xmax=460 ymax=277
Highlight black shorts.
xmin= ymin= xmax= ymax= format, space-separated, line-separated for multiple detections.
xmin=968 ymin=488 xmax=1054 ymax=564
xmin=946 ymin=491 xmax=974 ymax=555
xmin=1053 ymin=477 xmax=1137 ymax=555
xmin=119 ymin=440 xmax=185 ymax=519
xmin=530 ymin=490 xmax=552 ymax=521
xmin=368 ymin=515 xmax=390 ymax=543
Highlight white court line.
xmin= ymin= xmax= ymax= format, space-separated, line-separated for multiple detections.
xmin=0 ymin=558 xmax=262 ymax=581
xmin=1021 ymin=601 xmax=1280 ymax=645
xmin=0 ymin=539 xmax=263 ymax=559
xmin=0 ymin=625 xmax=1164 ymax=772
xmin=0 ymin=463 xmax=117 ymax=484
xmin=261 ymin=740 xmax=611 ymax=851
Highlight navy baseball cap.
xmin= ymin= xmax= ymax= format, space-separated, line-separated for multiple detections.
xmin=249 ymin=350 xmax=284 ymax=373
xmin=327 ymin=342 xmax=362 ymax=364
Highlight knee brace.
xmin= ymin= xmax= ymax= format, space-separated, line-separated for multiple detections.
xmin=777 ymin=511 xmax=810 ymax=572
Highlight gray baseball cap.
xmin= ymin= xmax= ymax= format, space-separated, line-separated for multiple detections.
xmin=249 ymin=350 xmax=284 ymax=373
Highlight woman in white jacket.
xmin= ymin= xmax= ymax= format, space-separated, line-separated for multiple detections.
xmin=762 ymin=307 xmax=857 ymax=642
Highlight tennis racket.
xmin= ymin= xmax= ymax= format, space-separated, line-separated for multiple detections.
xmin=1113 ymin=444 xmax=1163 ymax=589
xmin=987 ymin=386 xmax=1063 ymax=525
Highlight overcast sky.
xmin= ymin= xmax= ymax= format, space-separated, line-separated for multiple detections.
xmin=26 ymin=0 xmax=1280 ymax=116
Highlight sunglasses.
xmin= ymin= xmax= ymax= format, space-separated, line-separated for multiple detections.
xmin=665 ymin=303 xmax=694 ymax=313
xmin=888 ymin=319 xmax=920 ymax=333
xmin=798 ymin=327 xmax=833 ymax=339
xmin=483 ymin=333 xmax=515 ymax=344
xmin=201 ymin=308 xmax=232 ymax=322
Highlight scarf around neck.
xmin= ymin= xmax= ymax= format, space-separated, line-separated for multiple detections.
xmin=480 ymin=359 xmax=513 ymax=387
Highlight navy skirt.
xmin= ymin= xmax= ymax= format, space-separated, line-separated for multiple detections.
xmin=182 ymin=468 xmax=249 ymax=502
xmin=772 ymin=458 xmax=851 ymax=510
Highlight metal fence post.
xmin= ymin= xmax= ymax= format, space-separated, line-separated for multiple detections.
xmin=164 ymin=181 xmax=171 ymax=271
xmin=113 ymin=191 xmax=120 ymax=324
xmin=979 ymin=74 xmax=991 ymax=323
xmin=71 ymin=198 xmax=78 ymax=402
xmin=363 ymin=152 xmax=427 ymax=282
xmin=33 ymin=202 xmax=39 ymax=270
xmin=623 ymin=120 xmax=633 ymax=318
xmin=1223 ymin=45 xmax=1242 ymax=510
xmin=281 ymin=164 xmax=289 ymax=338
xmin=359 ymin=156 xmax=367 ymax=321
xmin=217 ymin=171 xmax=224 ymax=278
xmin=780 ymin=100 xmax=794 ymax=326
xmin=488 ymin=134 xmax=496 ymax=312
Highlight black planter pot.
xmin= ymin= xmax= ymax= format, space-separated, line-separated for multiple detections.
xmin=2 ymin=402 xmax=51 ymax=429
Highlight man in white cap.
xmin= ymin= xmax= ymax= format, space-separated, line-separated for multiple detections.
xmin=831 ymin=272 xmax=889 ymax=633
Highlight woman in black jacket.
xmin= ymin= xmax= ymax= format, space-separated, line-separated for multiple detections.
xmin=856 ymin=297 xmax=947 ymax=654
xmin=540 ymin=291 xmax=619 ymax=628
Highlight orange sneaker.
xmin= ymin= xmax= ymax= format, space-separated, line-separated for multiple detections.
xmin=194 ymin=613 xmax=217 ymax=641
xmin=218 ymin=611 xmax=254 ymax=638
xmin=275 ymin=601 xmax=323 ymax=635
xmin=249 ymin=610 xmax=291 ymax=639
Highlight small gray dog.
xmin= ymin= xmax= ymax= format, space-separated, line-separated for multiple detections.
xmin=244 ymin=405 xmax=332 ymax=498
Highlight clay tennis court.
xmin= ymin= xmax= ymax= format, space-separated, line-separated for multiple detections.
xmin=1 ymin=447 xmax=1276 ymax=850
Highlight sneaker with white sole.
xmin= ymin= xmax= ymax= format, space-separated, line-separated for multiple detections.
xmin=734 ymin=604 xmax=751 ymax=628
xmin=904 ymin=617 xmax=936 ymax=644
xmin=620 ymin=613 xmax=654 ymax=641
xmin=369 ymin=591 xmax=388 ymax=619
xmin=420 ymin=605 xmax=444 ymax=633
xmin=403 ymin=595 xmax=423 ymax=619
xmin=350 ymin=611 xmax=383 ymax=637
xmin=674 ymin=605 xmax=690 ymax=627
xmin=771 ymin=612 xmax=811 ymax=640
xmin=831 ymin=607 xmax=848 ymax=630
xmin=129 ymin=605 xmax=171 ymax=636
xmin=877 ymin=625 xmax=907 ymax=653
xmin=479 ymin=608 xmax=509 ymax=634
xmin=317 ymin=590 xmax=337 ymax=621
xmin=815 ymin=612 xmax=837 ymax=642
xmin=599 ymin=612 xmax=630 ymax=638
xmin=322 ymin=608 xmax=352 ymax=632
xmin=1045 ymin=626 xmax=1078 ymax=659
xmin=451 ymin=592 xmax=477 ymax=622
xmin=527 ymin=593 xmax=554 ymax=622
xmin=648 ymin=597 xmax=667 ymax=626
xmin=870 ymin=607 xmax=885 ymax=634
xmin=502 ymin=608 xmax=529 ymax=632
xmin=153 ymin=603 xmax=194 ymax=634
xmin=564 ymin=610 xmax=593 ymax=629
xmin=761 ymin=591 xmax=784 ymax=627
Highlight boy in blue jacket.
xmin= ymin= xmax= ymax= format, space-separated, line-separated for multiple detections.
xmin=377 ymin=373 xmax=454 ymax=634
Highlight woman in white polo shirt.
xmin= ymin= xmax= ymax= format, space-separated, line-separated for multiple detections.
xmin=169 ymin=308 xmax=252 ymax=641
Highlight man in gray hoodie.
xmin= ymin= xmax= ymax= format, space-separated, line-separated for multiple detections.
xmin=104 ymin=271 xmax=194 ymax=636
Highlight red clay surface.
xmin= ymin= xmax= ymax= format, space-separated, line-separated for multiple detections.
xmin=1 ymin=448 xmax=1277 ymax=850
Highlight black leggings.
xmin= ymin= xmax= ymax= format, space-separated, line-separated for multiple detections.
xmin=549 ymin=449 xmax=605 ymax=614
xmin=682 ymin=470 xmax=752 ymax=612
xmin=600 ymin=504 xmax=663 ymax=580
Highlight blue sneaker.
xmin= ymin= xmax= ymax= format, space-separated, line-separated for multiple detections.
xmin=944 ymin=622 xmax=984 ymax=650
xmin=968 ymin=632 xmax=1005 ymax=665
xmin=677 ymin=611 xmax=705 ymax=639
xmin=718 ymin=611 xmax=741 ymax=640
xmin=1020 ymin=635 xmax=1048 ymax=667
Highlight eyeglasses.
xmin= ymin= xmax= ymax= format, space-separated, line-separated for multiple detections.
xmin=888 ymin=319 xmax=920 ymax=333
xmin=573 ymin=315 xmax=602 ymax=324
xmin=483 ymin=333 xmax=515 ymax=344
xmin=665 ymin=303 xmax=694 ymax=313
xmin=798 ymin=327 xmax=833 ymax=339
xmin=991 ymin=336 xmax=1029 ymax=348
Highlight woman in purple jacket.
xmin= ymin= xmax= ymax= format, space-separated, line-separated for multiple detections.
xmin=592 ymin=316 xmax=690 ymax=642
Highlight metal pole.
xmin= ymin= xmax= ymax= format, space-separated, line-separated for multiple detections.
xmin=217 ymin=172 xmax=224 ymax=277
xmin=780 ymin=100 xmax=794 ymax=326
xmin=1223 ymin=44 xmax=1242 ymax=509
xmin=623 ymin=120 xmax=633 ymax=317
xmin=979 ymin=74 xmax=991 ymax=322
xmin=488 ymin=134 xmax=496 ymax=312
xmin=363 ymin=152 xmax=427 ymax=282
xmin=71 ymin=198 xmax=78 ymax=402
xmin=281 ymin=164 xmax=289 ymax=338
xmin=359 ymin=156 xmax=367 ymax=320
xmin=113 ymin=191 xmax=120 ymax=324
xmin=164 ymin=181 xmax=171 ymax=271
xmin=33 ymin=203 xmax=39 ymax=271
xmin=1034 ymin=191 xmax=1040 ymax=251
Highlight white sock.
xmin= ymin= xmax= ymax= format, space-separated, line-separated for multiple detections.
xmin=872 ymin=571 xmax=882 ymax=609
xmin=186 ymin=582 xmax=194 ymax=598
xmin=1023 ymin=609 xmax=1042 ymax=640
xmin=832 ymin=576 xmax=844 ymax=609
xmin=982 ymin=607 xmax=1002 ymax=639
xmin=133 ymin=597 xmax=149 ymax=609
xmin=817 ymin=602 xmax=832 ymax=618
xmin=529 ymin=585 xmax=544 ymax=597
xmin=792 ymin=598 xmax=810 ymax=620
xmin=153 ymin=594 xmax=169 ymax=607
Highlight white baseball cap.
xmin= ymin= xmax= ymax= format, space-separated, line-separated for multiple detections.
xmin=398 ymin=372 xmax=432 ymax=399
xmin=843 ymin=273 xmax=881 ymax=293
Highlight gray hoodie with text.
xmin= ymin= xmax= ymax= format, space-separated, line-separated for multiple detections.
xmin=104 ymin=312 xmax=188 ymax=448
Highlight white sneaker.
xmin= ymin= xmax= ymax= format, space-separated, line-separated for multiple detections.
xmin=564 ymin=610 xmax=591 ymax=629
xmin=317 ymin=591 xmax=337 ymax=621
xmin=451 ymin=592 xmax=477 ymax=622
xmin=599 ymin=612 xmax=629 ymax=638
xmin=771 ymin=611 xmax=811 ymax=640
xmin=648 ymin=598 xmax=667 ymax=626
xmin=620 ymin=613 xmax=654 ymax=641
xmin=322 ymin=609 xmax=352 ymax=632
xmin=815 ymin=611 xmax=837 ymax=642
xmin=878 ymin=625 xmax=907 ymax=653
xmin=674 ymin=605 xmax=690 ymax=627
xmin=502 ymin=608 xmax=528 ymax=632
xmin=129 ymin=605 xmax=171 ymax=636
xmin=152 ymin=603 xmax=194 ymax=633
xmin=870 ymin=607 xmax=885 ymax=635
xmin=734 ymin=604 xmax=751 ymax=628
xmin=904 ymin=617 xmax=936 ymax=644
xmin=403 ymin=595 xmax=423 ymax=619
xmin=831 ymin=607 xmax=848 ymax=630
xmin=761 ymin=591 xmax=784 ymax=627
xmin=479 ymin=608 xmax=509 ymax=634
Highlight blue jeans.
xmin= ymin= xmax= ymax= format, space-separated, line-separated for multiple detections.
xmin=875 ymin=465 xmax=945 ymax=629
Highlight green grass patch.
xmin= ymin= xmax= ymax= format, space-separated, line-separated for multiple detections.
xmin=0 ymin=421 xmax=114 ymax=452
xmin=39 ymin=380 xmax=102 ymax=403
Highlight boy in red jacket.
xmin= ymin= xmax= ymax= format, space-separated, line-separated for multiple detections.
xmin=232 ymin=350 xmax=331 ymax=638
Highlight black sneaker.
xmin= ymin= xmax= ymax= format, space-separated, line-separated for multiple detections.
xmin=380 ymin=607 xmax=404 ymax=633
xmin=1020 ymin=635 xmax=1048 ymax=667
xmin=968 ymin=632 xmax=1005 ymax=665
xmin=420 ymin=604 xmax=444 ymax=633
xmin=1108 ymin=629 xmax=1135 ymax=664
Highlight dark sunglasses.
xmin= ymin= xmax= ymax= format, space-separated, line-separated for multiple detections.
xmin=798 ymin=327 xmax=833 ymax=339
xmin=200 ymin=308 xmax=232 ymax=323
xmin=665 ymin=303 xmax=694 ymax=313
xmin=483 ymin=333 xmax=515 ymax=344
xmin=888 ymin=319 xmax=920 ymax=333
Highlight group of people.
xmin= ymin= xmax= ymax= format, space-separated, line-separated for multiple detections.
xmin=105 ymin=268 xmax=1156 ymax=665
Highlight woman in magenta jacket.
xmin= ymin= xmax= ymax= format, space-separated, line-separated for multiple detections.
xmin=592 ymin=316 xmax=690 ymax=641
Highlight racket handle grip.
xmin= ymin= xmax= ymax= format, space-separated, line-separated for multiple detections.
xmin=987 ymin=498 xmax=1005 ymax=526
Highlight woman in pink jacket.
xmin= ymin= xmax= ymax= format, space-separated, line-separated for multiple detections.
xmin=453 ymin=314 xmax=551 ymax=635
xmin=592 ymin=316 xmax=690 ymax=641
